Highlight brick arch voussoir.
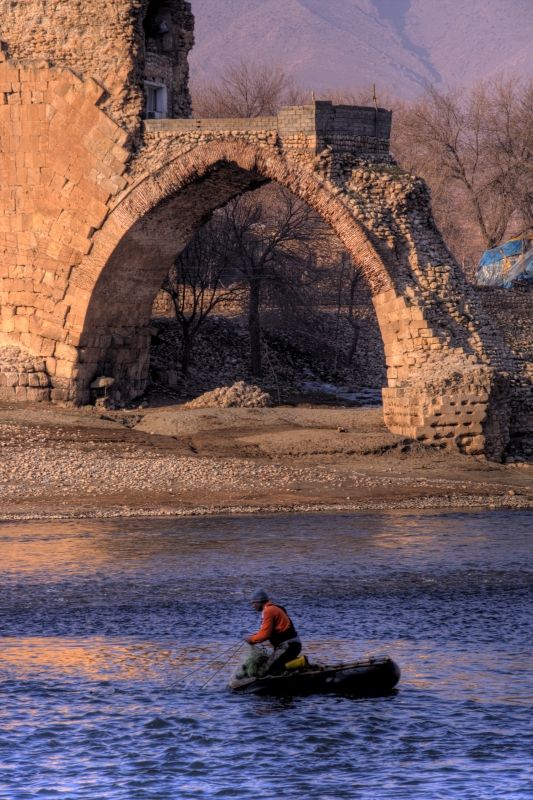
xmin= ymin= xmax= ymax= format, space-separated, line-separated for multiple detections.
xmin=85 ymin=139 xmax=394 ymax=304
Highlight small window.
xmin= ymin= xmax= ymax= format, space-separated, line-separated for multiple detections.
xmin=144 ymin=82 xmax=167 ymax=119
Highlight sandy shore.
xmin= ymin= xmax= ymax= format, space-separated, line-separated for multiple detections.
xmin=0 ymin=402 xmax=531 ymax=521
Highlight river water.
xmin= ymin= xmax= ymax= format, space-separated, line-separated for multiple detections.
xmin=0 ymin=511 xmax=531 ymax=799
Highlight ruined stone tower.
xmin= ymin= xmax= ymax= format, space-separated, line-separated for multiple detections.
xmin=0 ymin=0 xmax=194 ymax=136
xmin=0 ymin=1 xmax=528 ymax=458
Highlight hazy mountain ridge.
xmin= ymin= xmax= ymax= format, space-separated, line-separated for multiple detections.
xmin=189 ymin=0 xmax=533 ymax=98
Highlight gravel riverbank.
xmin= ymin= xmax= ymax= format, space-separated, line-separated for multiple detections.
xmin=1 ymin=402 xmax=531 ymax=521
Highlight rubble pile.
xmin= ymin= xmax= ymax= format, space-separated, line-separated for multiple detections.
xmin=184 ymin=381 xmax=271 ymax=409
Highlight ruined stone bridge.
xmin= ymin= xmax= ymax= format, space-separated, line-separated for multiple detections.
xmin=0 ymin=0 xmax=526 ymax=459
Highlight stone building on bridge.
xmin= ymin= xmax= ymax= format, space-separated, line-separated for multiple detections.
xmin=0 ymin=0 xmax=529 ymax=458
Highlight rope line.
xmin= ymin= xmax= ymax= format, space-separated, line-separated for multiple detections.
xmin=199 ymin=642 xmax=246 ymax=690
xmin=182 ymin=641 xmax=244 ymax=683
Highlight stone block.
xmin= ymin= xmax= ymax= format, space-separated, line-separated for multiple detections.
xmin=39 ymin=320 xmax=67 ymax=342
xmin=54 ymin=359 xmax=75 ymax=379
xmin=454 ymin=422 xmax=484 ymax=436
xmin=462 ymin=435 xmax=485 ymax=455
xmin=4 ymin=372 xmax=19 ymax=387
xmin=26 ymin=386 xmax=49 ymax=401
xmin=54 ymin=341 xmax=78 ymax=362
xmin=50 ymin=387 xmax=69 ymax=402
xmin=13 ymin=315 xmax=29 ymax=333
xmin=38 ymin=337 xmax=56 ymax=357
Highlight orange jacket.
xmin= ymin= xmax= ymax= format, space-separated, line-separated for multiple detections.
xmin=249 ymin=601 xmax=296 ymax=645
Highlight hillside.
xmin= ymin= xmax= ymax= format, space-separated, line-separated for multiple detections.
xmin=189 ymin=0 xmax=533 ymax=98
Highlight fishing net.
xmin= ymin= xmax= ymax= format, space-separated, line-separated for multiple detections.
xmin=234 ymin=645 xmax=270 ymax=679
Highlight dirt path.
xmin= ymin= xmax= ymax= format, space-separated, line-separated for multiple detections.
xmin=0 ymin=402 xmax=531 ymax=520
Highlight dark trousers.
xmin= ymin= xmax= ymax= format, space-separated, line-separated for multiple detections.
xmin=266 ymin=640 xmax=302 ymax=674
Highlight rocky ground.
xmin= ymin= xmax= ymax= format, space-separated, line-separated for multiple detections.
xmin=148 ymin=311 xmax=386 ymax=402
xmin=0 ymin=399 xmax=530 ymax=521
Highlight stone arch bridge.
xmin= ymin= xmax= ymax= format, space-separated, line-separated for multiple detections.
xmin=0 ymin=58 xmax=522 ymax=458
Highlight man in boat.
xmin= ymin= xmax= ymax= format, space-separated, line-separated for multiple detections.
xmin=244 ymin=589 xmax=302 ymax=674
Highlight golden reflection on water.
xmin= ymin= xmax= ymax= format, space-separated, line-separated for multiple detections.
xmin=0 ymin=521 xmax=262 ymax=577
xmin=0 ymin=514 xmax=467 ymax=578
xmin=1 ymin=636 xmax=529 ymax=705
xmin=0 ymin=637 xmax=300 ymax=688
xmin=0 ymin=525 xmax=116 ymax=577
xmin=0 ymin=638 xmax=222 ymax=682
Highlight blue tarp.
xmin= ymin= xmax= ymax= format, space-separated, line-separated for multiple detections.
xmin=476 ymin=235 xmax=533 ymax=288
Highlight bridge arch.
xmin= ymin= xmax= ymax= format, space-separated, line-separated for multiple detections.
xmin=77 ymin=140 xmax=394 ymax=321
xmin=63 ymin=136 xmax=511 ymax=458
xmin=69 ymin=140 xmax=392 ymax=398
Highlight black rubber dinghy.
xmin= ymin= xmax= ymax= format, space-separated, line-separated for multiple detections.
xmin=228 ymin=655 xmax=400 ymax=697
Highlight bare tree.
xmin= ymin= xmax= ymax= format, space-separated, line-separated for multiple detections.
xmin=393 ymin=78 xmax=533 ymax=271
xmin=220 ymin=186 xmax=329 ymax=377
xmin=162 ymin=225 xmax=238 ymax=375
xmin=161 ymin=181 xmax=371 ymax=383
xmin=484 ymin=78 xmax=533 ymax=235
xmin=192 ymin=60 xmax=305 ymax=118
xmin=342 ymin=257 xmax=366 ymax=366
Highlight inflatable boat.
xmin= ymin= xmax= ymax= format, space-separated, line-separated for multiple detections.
xmin=228 ymin=655 xmax=400 ymax=697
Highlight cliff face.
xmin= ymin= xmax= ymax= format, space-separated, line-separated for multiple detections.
xmin=0 ymin=0 xmax=194 ymax=136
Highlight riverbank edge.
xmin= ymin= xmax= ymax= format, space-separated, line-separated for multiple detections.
xmin=1 ymin=493 xmax=530 ymax=522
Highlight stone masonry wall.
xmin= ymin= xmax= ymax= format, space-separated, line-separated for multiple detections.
xmin=146 ymin=102 xmax=392 ymax=163
xmin=144 ymin=0 xmax=194 ymax=119
xmin=0 ymin=346 xmax=50 ymax=402
xmin=476 ymin=284 xmax=532 ymax=450
xmin=0 ymin=55 xmax=131 ymax=401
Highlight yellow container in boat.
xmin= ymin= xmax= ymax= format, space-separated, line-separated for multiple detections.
xmin=285 ymin=654 xmax=307 ymax=670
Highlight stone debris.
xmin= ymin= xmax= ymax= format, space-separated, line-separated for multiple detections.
xmin=183 ymin=381 xmax=271 ymax=409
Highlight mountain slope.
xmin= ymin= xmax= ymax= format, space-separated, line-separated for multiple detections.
xmin=188 ymin=0 xmax=533 ymax=98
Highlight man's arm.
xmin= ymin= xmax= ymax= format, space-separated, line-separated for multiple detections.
xmin=246 ymin=607 xmax=274 ymax=644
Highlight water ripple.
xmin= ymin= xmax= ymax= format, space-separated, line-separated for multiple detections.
xmin=0 ymin=510 xmax=531 ymax=799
